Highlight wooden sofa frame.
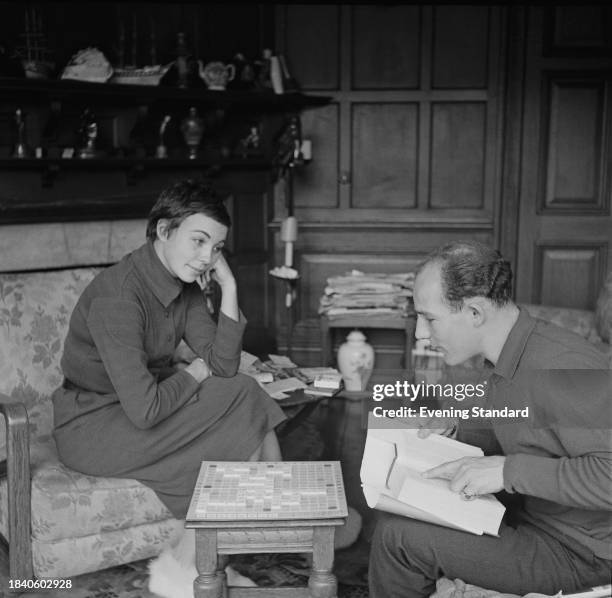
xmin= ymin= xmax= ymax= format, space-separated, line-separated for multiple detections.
xmin=0 ymin=397 xmax=33 ymax=581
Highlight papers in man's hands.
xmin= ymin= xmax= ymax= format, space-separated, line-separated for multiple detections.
xmin=360 ymin=415 xmax=505 ymax=536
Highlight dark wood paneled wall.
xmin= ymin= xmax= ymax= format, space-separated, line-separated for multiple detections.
xmin=275 ymin=5 xmax=505 ymax=365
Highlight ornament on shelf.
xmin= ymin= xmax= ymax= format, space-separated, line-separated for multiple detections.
xmin=199 ymin=61 xmax=235 ymax=90
xmin=12 ymin=108 xmax=30 ymax=158
xmin=181 ymin=107 xmax=204 ymax=159
xmin=337 ymin=330 xmax=375 ymax=392
xmin=76 ymin=108 xmax=101 ymax=159
xmin=156 ymin=115 xmax=171 ymax=158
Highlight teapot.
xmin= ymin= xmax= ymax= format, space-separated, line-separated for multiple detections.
xmin=198 ymin=60 xmax=235 ymax=90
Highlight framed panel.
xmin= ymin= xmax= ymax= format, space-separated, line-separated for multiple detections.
xmin=351 ymin=5 xmax=421 ymax=90
xmin=533 ymin=243 xmax=606 ymax=309
xmin=294 ymin=104 xmax=339 ymax=209
xmin=543 ymin=6 xmax=612 ymax=57
xmin=429 ymin=102 xmax=486 ymax=209
xmin=282 ymin=5 xmax=340 ymax=90
xmin=431 ymin=5 xmax=490 ymax=89
xmin=351 ymin=103 xmax=418 ymax=209
xmin=541 ymin=75 xmax=608 ymax=212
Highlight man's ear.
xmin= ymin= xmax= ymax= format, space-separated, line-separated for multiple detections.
xmin=464 ymin=298 xmax=487 ymax=327
xmin=156 ymin=219 xmax=170 ymax=241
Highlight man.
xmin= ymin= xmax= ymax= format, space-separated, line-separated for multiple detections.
xmin=369 ymin=241 xmax=611 ymax=598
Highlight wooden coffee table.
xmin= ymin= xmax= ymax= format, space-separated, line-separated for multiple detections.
xmin=185 ymin=461 xmax=348 ymax=598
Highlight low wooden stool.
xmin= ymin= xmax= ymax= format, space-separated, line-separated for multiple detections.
xmin=185 ymin=461 xmax=348 ymax=598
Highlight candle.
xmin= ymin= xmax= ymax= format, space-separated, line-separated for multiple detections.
xmin=284 ymin=242 xmax=293 ymax=268
xmin=301 ymin=139 xmax=312 ymax=161
xmin=280 ymin=216 xmax=298 ymax=267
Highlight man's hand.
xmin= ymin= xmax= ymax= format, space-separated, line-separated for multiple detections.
xmin=417 ymin=416 xmax=458 ymax=439
xmin=422 ymin=456 xmax=506 ymax=498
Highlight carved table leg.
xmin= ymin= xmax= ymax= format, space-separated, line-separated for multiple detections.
xmin=218 ymin=554 xmax=229 ymax=598
xmin=194 ymin=529 xmax=224 ymax=598
xmin=308 ymin=526 xmax=337 ymax=598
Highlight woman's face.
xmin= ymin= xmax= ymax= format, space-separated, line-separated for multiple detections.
xmin=154 ymin=213 xmax=228 ymax=283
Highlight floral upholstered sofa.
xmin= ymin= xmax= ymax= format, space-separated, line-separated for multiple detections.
xmin=0 ymin=267 xmax=182 ymax=580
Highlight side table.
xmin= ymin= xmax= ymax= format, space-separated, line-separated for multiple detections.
xmin=186 ymin=461 xmax=348 ymax=598
xmin=320 ymin=312 xmax=417 ymax=375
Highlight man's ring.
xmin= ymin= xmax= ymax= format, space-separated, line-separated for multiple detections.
xmin=461 ymin=489 xmax=476 ymax=501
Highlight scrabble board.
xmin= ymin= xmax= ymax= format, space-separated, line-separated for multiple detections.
xmin=187 ymin=461 xmax=348 ymax=521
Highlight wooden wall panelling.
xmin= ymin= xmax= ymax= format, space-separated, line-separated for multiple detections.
xmin=429 ymin=102 xmax=487 ymax=209
xmin=282 ymin=4 xmax=340 ymax=91
xmin=431 ymin=5 xmax=490 ymax=89
xmin=293 ymin=104 xmax=340 ymax=209
xmin=351 ymin=103 xmax=419 ymax=208
xmin=275 ymin=5 xmax=506 ymax=363
xmin=351 ymin=5 xmax=421 ymax=90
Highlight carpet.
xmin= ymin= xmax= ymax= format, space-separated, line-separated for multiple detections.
xmin=18 ymin=544 xmax=369 ymax=598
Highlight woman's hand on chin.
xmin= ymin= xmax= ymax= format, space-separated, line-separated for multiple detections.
xmin=209 ymin=254 xmax=236 ymax=290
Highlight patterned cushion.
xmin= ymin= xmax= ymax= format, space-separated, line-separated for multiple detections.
xmin=33 ymin=519 xmax=183 ymax=578
xmin=0 ymin=268 xmax=100 ymax=459
xmin=0 ymin=267 xmax=179 ymax=578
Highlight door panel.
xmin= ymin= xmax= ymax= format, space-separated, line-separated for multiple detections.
xmin=543 ymin=76 xmax=607 ymax=210
xmin=516 ymin=7 xmax=612 ymax=308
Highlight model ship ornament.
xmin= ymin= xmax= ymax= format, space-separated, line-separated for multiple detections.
xmin=18 ymin=6 xmax=54 ymax=79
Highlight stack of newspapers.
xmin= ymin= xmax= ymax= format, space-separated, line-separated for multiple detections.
xmin=319 ymin=270 xmax=415 ymax=319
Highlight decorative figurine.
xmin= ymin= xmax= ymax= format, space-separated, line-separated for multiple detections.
xmin=77 ymin=108 xmax=100 ymax=159
xmin=156 ymin=115 xmax=171 ymax=158
xmin=228 ymin=52 xmax=256 ymax=91
xmin=236 ymin=123 xmax=261 ymax=157
xmin=175 ymin=32 xmax=196 ymax=89
xmin=12 ymin=108 xmax=30 ymax=158
xmin=181 ymin=107 xmax=204 ymax=159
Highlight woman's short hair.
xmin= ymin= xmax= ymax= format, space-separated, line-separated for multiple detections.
xmin=418 ymin=240 xmax=513 ymax=311
xmin=146 ymin=179 xmax=231 ymax=241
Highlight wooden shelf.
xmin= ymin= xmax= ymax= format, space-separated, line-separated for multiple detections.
xmin=0 ymin=157 xmax=270 ymax=170
xmin=0 ymin=77 xmax=332 ymax=111
xmin=0 ymin=78 xmax=331 ymax=224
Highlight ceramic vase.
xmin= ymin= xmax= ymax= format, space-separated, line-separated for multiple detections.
xmin=337 ymin=330 xmax=375 ymax=391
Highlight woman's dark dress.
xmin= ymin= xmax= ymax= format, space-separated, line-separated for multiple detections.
xmin=52 ymin=241 xmax=285 ymax=518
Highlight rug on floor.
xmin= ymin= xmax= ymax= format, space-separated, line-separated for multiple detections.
xmin=16 ymin=545 xmax=369 ymax=598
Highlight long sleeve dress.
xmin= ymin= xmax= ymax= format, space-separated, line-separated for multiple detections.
xmin=52 ymin=241 xmax=286 ymax=518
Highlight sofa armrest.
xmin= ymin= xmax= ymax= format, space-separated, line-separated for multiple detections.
xmin=0 ymin=393 xmax=33 ymax=580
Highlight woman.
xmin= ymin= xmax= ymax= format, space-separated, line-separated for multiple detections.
xmin=52 ymin=179 xmax=285 ymax=587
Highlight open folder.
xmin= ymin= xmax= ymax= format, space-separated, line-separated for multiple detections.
xmin=360 ymin=414 xmax=505 ymax=536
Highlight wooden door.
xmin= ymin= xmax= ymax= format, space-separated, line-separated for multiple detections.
xmin=515 ymin=6 xmax=612 ymax=308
